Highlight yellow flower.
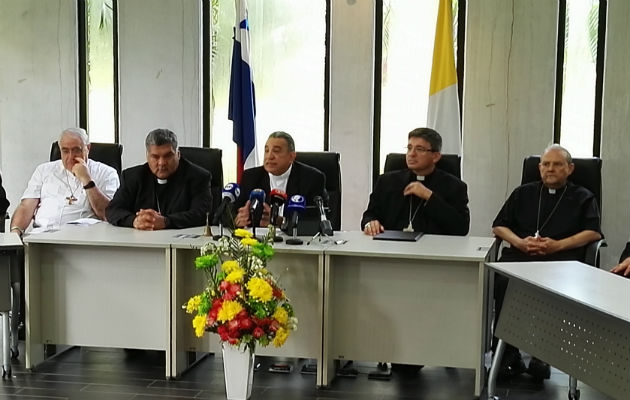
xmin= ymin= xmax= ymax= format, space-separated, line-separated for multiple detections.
xmin=241 ymin=237 xmax=259 ymax=246
xmin=273 ymin=307 xmax=289 ymax=325
xmin=247 ymin=277 xmax=273 ymax=302
xmin=225 ymin=267 xmax=245 ymax=283
xmin=185 ymin=295 xmax=201 ymax=314
xmin=221 ymin=260 xmax=240 ymax=273
xmin=217 ymin=300 xmax=243 ymax=322
xmin=233 ymin=228 xmax=252 ymax=238
xmin=192 ymin=314 xmax=206 ymax=338
xmin=273 ymin=327 xmax=289 ymax=347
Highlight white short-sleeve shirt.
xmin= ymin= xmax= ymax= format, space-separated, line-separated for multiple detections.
xmin=21 ymin=159 xmax=119 ymax=228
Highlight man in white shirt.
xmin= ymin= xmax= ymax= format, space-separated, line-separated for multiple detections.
xmin=9 ymin=128 xmax=119 ymax=236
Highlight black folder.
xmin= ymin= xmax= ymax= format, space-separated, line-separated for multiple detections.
xmin=373 ymin=230 xmax=423 ymax=242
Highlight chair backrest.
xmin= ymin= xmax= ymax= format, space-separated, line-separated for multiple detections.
xmin=521 ymin=156 xmax=602 ymax=206
xmin=179 ymin=147 xmax=224 ymax=215
xmin=50 ymin=141 xmax=123 ymax=176
xmin=295 ymin=151 xmax=342 ymax=230
xmin=383 ymin=153 xmax=462 ymax=178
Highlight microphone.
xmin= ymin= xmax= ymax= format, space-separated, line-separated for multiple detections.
xmin=314 ymin=195 xmax=333 ymax=236
xmin=212 ymin=183 xmax=241 ymax=225
xmin=269 ymin=189 xmax=287 ymax=227
xmin=285 ymin=195 xmax=306 ymax=245
xmin=248 ymin=189 xmax=266 ymax=227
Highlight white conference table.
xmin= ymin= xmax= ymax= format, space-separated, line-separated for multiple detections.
xmin=322 ymin=231 xmax=497 ymax=397
xmin=23 ymin=223 xmax=496 ymax=395
xmin=24 ymin=223 xmax=182 ymax=376
xmin=486 ymin=261 xmax=630 ymax=400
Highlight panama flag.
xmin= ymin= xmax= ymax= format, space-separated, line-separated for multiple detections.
xmin=427 ymin=0 xmax=461 ymax=154
xmin=229 ymin=0 xmax=258 ymax=182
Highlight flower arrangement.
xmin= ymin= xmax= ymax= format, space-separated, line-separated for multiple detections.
xmin=184 ymin=227 xmax=297 ymax=351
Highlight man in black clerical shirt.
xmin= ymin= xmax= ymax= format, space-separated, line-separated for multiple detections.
xmin=362 ymin=127 xmax=469 ymax=236
xmin=492 ymin=144 xmax=602 ymax=380
xmin=106 ymin=128 xmax=212 ymax=230
xmin=234 ymin=131 xmax=326 ymax=228
xmin=0 ymin=173 xmax=8 ymax=231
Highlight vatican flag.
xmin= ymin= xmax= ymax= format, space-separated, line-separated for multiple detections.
xmin=427 ymin=0 xmax=461 ymax=154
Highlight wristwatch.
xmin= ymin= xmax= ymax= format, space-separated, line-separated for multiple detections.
xmin=83 ymin=180 xmax=96 ymax=190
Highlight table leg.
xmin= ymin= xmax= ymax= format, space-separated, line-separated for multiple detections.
xmin=486 ymin=338 xmax=505 ymax=400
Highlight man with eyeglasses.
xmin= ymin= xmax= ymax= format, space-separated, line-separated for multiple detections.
xmin=362 ymin=127 xmax=469 ymax=236
xmin=9 ymin=128 xmax=119 ymax=236
xmin=234 ymin=131 xmax=327 ymax=228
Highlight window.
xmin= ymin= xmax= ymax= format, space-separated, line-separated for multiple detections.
xmin=377 ymin=0 xmax=458 ymax=172
xmin=209 ymin=0 xmax=327 ymax=183
xmin=557 ymin=0 xmax=605 ymax=157
xmin=82 ymin=0 xmax=117 ymax=143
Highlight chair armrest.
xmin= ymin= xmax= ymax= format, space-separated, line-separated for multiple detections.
xmin=584 ymin=239 xmax=607 ymax=268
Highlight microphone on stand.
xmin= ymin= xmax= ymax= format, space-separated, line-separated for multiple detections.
xmin=249 ymin=189 xmax=266 ymax=238
xmin=212 ymin=183 xmax=240 ymax=239
xmin=285 ymin=194 xmax=306 ymax=245
xmin=314 ymin=195 xmax=333 ymax=236
xmin=269 ymin=189 xmax=287 ymax=242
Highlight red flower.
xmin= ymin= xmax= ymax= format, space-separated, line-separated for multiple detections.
xmin=269 ymin=320 xmax=280 ymax=332
xmin=228 ymin=337 xmax=239 ymax=345
xmin=236 ymin=309 xmax=249 ymax=320
xmin=219 ymin=280 xmax=230 ymax=291
xmin=228 ymin=283 xmax=241 ymax=295
xmin=212 ymin=298 xmax=223 ymax=309
xmin=272 ymin=287 xmax=283 ymax=299
xmin=252 ymin=326 xmax=265 ymax=338
xmin=239 ymin=317 xmax=253 ymax=331
xmin=227 ymin=319 xmax=239 ymax=333
xmin=217 ymin=325 xmax=229 ymax=341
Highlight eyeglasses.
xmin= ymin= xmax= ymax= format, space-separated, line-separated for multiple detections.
xmin=406 ymin=145 xmax=434 ymax=154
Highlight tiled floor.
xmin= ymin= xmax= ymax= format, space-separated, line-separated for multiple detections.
xmin=0 ymin=346 xmax=615 ymax=399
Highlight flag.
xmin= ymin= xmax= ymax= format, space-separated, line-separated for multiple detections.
xmin=229 ymin=0 xmax=258 ymax=182
xmin=427 ymin=0 xmax=461 ymax=154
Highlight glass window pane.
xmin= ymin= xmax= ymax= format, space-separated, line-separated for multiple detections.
xmin=379 ymin=0 xmax=440 ymax=172
xmin=559 ymin=0 xmax=599 ymax=157
xmin=87 ymin=0 xmax=115 ymax=143
xmin=210 ymin=0 xmax=326 ymax=183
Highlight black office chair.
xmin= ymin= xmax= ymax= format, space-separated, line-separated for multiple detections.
xmin=178 ymin=147 xmax=223 ymax=216
xmin=520 ymin=155 xmax=606 ymax=267
xmin=383 ymin=153 xmax=461 ymax=178
xmin=295 ymin=152 xmax=342 ymax=231
xmin=50 ymin=141 xmax=123 ymax=176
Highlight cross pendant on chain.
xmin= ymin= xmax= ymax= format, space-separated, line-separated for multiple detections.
xmin=66 ymin=195 xmax=77 ymax=205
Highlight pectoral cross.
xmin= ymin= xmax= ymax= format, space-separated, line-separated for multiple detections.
xmin=66 ymin=195 xmax=77 ymax=205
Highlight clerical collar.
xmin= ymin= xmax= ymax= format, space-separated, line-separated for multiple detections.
xmin=157 ymin=178 xmax=168 ymax=185
xmin=416 ymin=175 xmax=425 ymax=181
xmin=269 ymin=163 xmax=293 ymax=192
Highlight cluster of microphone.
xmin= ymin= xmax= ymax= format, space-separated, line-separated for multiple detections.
xmin=211 ymin=182 xmax=333 ymax=240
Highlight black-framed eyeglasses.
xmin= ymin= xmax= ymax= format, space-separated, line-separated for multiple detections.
xmin=406 ymin=145 xmax=434 ymax=154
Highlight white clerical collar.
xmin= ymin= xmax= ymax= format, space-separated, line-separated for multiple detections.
xmin=416 ymin=175 xmax=425 ymax=181
xmin=269 ymin=163 xmax=293 ymax=192
xmin=157 ymin=178 xmax=168 ymax=185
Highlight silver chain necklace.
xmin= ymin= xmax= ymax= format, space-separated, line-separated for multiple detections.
xmin=535 ymin=183 xmax=567 ymax=238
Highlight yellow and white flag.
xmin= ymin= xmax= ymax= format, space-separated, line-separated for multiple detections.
xmin=427 ymin=0 xmax=461 ymax=154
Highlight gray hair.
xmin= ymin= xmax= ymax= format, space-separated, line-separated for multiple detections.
xmin=268 ymin=131 xmax=295 ymax=152
xmin=408 ymin=127 xmax=442 ymax=153
xmin=543 ymin=144 xmax=573 ymax=164
xmin=145 ymin=128 xmax=178 ymax=151
xmin=59 ymin=127 xmax=90 ymax=147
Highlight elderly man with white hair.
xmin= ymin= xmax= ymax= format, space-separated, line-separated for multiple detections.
xmin=9 ymin=128 xmax=119 ymax=236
